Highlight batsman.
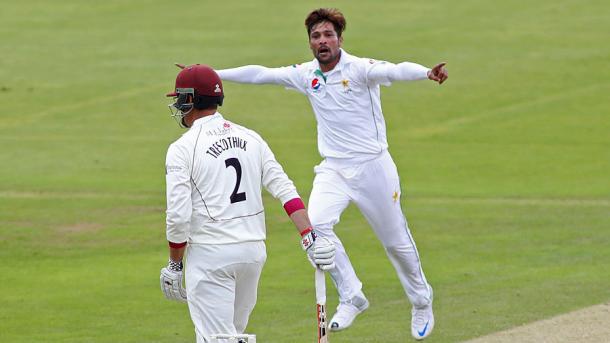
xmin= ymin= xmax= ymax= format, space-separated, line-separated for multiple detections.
xmin=159 ymin=64 xmax=336 ymax=342
xmin=186 ymin=8 xmax=448 ymax=340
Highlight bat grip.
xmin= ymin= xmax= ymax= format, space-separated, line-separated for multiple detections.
xmin=315 ymin=268 xmax=326 ymax=304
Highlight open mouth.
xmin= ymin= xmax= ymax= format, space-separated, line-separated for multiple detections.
xmin=318 ymin=47 xmax=330 ymax=55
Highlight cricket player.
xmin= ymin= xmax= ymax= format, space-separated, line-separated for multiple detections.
xmin=183 ymin=8 xmax=448 ymax=340
xmin=159 ymin=64 xmax=336 ymax=343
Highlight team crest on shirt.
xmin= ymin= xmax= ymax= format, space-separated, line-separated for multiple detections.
xmin=342 ymin=79 xmax=352 ymax=94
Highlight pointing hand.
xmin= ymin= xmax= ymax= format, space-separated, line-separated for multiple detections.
xmin=427 ymin=62 xmax=448 ymax=84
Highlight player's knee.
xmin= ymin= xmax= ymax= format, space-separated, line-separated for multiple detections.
xmin=384 ymin=243 xmax=416 ymax=258
xmin=311 ymin=223 xmax=336 ymax=239
xmin=233 ymin=308 xmax=253 ymax=333
xmin=308 ymin=213 xmax=335 ymax=234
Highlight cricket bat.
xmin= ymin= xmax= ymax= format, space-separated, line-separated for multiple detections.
xmin=315 ymin=268 xmax=328 ymax=343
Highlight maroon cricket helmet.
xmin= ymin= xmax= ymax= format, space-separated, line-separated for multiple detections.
xmin=166 ymin=64 xmax=224 ymax=109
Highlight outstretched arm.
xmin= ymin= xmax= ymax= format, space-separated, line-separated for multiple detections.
xmin=217 ymin=65 xmax=283 ymax=84
xmin=367 ymin=61 xmax=448 ymax=85
xmin=175 ymin=62 xmax=292 ymax=85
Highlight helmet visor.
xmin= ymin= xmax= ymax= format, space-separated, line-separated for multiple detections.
xmin=167 ymin=88 xmax=195 ymax=128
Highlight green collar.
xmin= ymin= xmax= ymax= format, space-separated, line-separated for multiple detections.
xmin=314 ymin=69 xmax=327 ymax=83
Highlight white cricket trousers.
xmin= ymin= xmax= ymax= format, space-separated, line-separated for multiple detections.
xmin=308 ymin=150 xmax=432 ymax=307
xmin=185 ymin=241 xmax=266 ymax=343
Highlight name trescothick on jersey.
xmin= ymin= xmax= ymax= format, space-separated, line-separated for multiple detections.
xmin=205 ymin=136 xmax=248 ymax=159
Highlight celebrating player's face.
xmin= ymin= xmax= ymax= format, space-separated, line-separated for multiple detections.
xmin=309 ymin=21 xmax=342 ymax=68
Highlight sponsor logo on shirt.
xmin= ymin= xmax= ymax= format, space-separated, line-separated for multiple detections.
xmin=206 ymin=123 xmax=232 ymax=136
xmin=311 ymin=78 xmax=322 ymax=91
xmin=166 ymin=165 xmax=184 ymax=175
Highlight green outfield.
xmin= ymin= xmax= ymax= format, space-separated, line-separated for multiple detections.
xmin=1 ymin=0 xmax=608 ymax=342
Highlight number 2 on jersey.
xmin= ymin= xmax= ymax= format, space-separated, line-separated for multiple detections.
xmin=225 ymin=158 xmax=247 ymax=204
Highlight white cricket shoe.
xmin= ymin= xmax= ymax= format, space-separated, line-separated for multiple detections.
xmin=411 ymin=304 xmax=434 ymax=340
xmin=329 ymin=292 xmax=369 ymax=331
xmin=411 ymin=288 xmax=434 ymax=340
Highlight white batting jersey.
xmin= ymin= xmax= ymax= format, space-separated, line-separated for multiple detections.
xmin=217 ymin=49 xmax=430 ymax=162
xmin=165 ymin=112 xmax=299 ymax=245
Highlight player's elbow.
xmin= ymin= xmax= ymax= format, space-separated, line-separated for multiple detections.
xmin=166 ymin=209 xmax=191 ymax=228
xmin=166 ymin=214 xmax=189 ymax=227
xmin=166 ymin=217 xmax=190 ymax=243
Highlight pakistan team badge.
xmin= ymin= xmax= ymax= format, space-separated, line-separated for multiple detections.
xmin=342 ymin=79 xmax=352 ymax=93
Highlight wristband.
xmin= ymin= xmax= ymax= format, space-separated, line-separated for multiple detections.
xmin=168 ymin=241 xmax=187 ymax=249
xmin=284 ymin=198 xmax=305 ymax=216
xmin=300 ymin=227 xmax=313 ymax=237
xmin=168 ymin=259 xmax=183 ymax=272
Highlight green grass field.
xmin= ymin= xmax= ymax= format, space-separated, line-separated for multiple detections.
xmin=1 ymin=1 xmax=609 ymax=342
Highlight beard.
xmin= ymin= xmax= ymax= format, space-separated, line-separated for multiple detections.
xmin=315 ymin=48 xmax=340 ymax=66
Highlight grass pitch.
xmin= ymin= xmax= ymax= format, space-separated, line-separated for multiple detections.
xmin=1 ymin=1 xmax=609 ymax=342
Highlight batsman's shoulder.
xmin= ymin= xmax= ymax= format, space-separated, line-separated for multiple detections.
xmin=167 ymin=130 xmax=197 ymax=156
xmin=165 ymin=139 xmax=191 ymax=166
xmin=227 ymin=121 xmax=263 ymax=144
xmin=171 ymin=130 xmax=195 ymax=147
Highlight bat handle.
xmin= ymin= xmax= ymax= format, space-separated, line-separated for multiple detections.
xmin=315 ymin=268 xmax=326 ymax=304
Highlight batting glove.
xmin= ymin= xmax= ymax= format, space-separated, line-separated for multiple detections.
xmin=301 ymin=228 xmax=336 ymax=271
xmin=160 ymin=260 xmax=187 ymax=303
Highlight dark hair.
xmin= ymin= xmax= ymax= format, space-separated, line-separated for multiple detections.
xmin=193 ymin=94 xmax=223 ymax=110
xmin=305 ymin=8 xmax=346 ymax=37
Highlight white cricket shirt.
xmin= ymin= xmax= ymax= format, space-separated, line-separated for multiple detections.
xmin=165 ymin=112 xmax=299 ymax=245
xmin=217 ymin=49 xmax=430 ymax=162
